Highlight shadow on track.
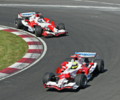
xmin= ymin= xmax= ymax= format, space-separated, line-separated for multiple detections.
xmin=44 ymin=33 xmax=69 ymax=38
xmin=89 ymin=69 xmax=108 ymax=82
xmin=46 ymin=84 xmax=91 ymax=93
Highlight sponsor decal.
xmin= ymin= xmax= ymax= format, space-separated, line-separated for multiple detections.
xmin=75 ymin=52 xmax=95 ymax=56
xmin=21 ymin=12 xmax=35 ymax=16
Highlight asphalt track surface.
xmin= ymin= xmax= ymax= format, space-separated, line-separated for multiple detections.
xmin=0 ymin=0 xmax=120 ymax=100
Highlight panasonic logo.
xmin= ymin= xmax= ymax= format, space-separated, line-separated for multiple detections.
xmin=75 ymin=52 xmax=95 ymax=56
xmin=21 ymin=13 xmax=35 ymax=16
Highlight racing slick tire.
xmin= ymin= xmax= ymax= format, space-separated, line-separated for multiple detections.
xmin=14 ymin=18 xmax=23 ymax=29
xmin=43 ymin=72 xmax=55 ymax=84
xmin=94 ymin=59 xmax=104 ymax=73
xmin=75 ymin=74 xmax=87 ymax=89
xmin=35 ymin=26 xmax=42 ymax=37
xmin=58 ymin=23 xmax=65 ymax=30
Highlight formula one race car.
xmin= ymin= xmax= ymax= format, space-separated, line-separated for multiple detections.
xmin=43 ymin=52 xmax=104 ymax=90
xmin=14 ymin=12 xmax=67 ymax=37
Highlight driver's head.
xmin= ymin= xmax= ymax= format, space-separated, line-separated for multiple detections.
xmin=71 ymin=62 xmax=78 ymax=69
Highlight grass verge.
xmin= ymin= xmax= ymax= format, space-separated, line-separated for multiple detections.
xmin=0 ymin=30 xmax=28 ymax=70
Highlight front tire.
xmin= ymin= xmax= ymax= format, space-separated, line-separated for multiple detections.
xmin=43 ymin=72 xmax=55 ymax=84
xmin=35 ymin=26 xmax=42 ymax=37
xmin=75 ymin=74 xmax=87 ymax=89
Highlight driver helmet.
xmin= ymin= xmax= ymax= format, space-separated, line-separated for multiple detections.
xmin=71 ymin=62 xmax=78 ymax=69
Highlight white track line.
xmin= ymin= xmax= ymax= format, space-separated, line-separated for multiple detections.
xmin=0 ymin=4 xmax=120 ymax=10
xmin=75 ymin=0 xmax=120 ymax=6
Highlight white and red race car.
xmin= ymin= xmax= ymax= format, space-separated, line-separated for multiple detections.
xmin=43 ymin=52 xmax=104 ymax=90
xmin=14 ymin=12 xmax=67 ymax=37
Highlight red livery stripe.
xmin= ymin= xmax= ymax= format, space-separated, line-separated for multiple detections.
xmin=0 ymin=68 xmax=19 ymax=74
xmin=19 ymin=13 xmax=22 ymax=18
xmin=17 ymin=58 xmax=36 ymax=63
xmin=18 ymin=35 xmax=34 ymax=38
xmin=27 ymin=49 xmax=43 ymax=53
xmin=27 ymin=42 xmax=41 ymax=45
xmin=2 ymin=29 xmax=19 ymax=32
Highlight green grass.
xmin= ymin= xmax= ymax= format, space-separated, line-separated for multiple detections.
xmin=0 ymin=30 xmax=28 ymax=70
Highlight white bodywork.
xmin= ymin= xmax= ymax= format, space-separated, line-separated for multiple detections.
xmin=46 ymin=56 xmax=98 ymax=89
xmin=86 ymin=62 xmax=97 ymax=80
xmin=46 ymin=80 xmax=79 ymax=90
xmin=22 ymin=18 xmax=66 ymax=35
xmin=18 ymin=12 xmax=66 ymax=36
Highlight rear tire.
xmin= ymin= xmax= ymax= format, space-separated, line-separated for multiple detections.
xmin=58 ymin=23 xmax=65 ymax=30
xmin=14 ymin=18 xmax=23 ymax=29
xmin=94 ymin=59 xmax=104 ymax=73
xmin=43 ymin=72 xmax=55 ymax=84
xmin=75 ymin=74 xmax=87 ymax=89
xmin=35 ymin=26 xmax=42 ymax=37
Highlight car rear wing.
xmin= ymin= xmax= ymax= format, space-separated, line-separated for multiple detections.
xmin=75 ymin=52 xmax=98 ymax=59
xmin=18 ymin=12 xmax=41 ymax=18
